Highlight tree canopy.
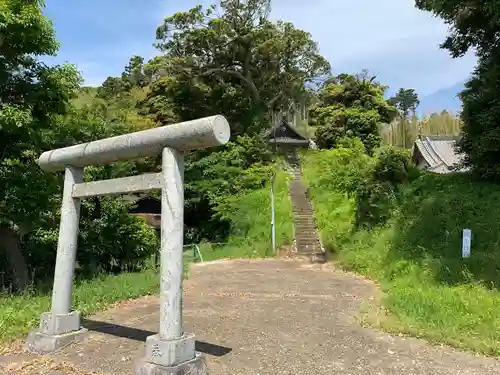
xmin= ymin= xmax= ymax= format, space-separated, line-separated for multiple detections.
xmin=389 ymin=88 xmax=420 ymax=118
xmin=310 ymin=71 xmax=397 ymax=154
xmin=144 ymin=0 xmax=330 ymax=134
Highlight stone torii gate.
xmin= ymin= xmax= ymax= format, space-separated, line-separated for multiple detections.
xmin=26 ymin=115 xmax=231 ymax=374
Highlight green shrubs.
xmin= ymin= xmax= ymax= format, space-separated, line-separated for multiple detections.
xmin=22 ymin=198 xmax=159 ymax=281
xmin=304 ymin=141 xmax=416 ymax=229
xmin=310 ymin=72 xmax=397 ymax=155
xmin=200 ymin=171 xmax=293 ymax=260
xmin=354 ymin=147 xmax=415 ymax=228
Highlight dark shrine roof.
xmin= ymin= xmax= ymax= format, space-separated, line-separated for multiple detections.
xmin=265 ymin=120 xmax=309 ymax=145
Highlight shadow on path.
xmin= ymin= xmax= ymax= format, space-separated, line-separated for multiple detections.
xmin=82 ymin=318 xmax=232 ymax=357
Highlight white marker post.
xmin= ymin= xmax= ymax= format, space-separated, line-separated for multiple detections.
xmin=462 ymin=228 xmax=472 ymax=258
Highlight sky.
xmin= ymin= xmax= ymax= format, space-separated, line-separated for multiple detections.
xmin=43 ymin=0 xmax=478 ymax=99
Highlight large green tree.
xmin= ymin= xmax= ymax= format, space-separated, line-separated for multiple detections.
xmin=389 ymin=88 xmax=420 ymax=119
xmin=415 ymin=0 xmax=500 ymax=179
xmin=311 ymin=71 xmax=397 ymax=154
xmin=145 ymin=0 xmax=330 ymax=134
xmin=0 ymin=0 xmax=159 ymax=291
xmin=0 ymin=0 xmax=82 ymax=290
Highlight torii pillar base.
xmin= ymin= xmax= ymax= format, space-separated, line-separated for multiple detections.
xmin=25 ymin=311 xmax=88 ymax=353
xmin=133 ymin=352 xmax=207 ymax=375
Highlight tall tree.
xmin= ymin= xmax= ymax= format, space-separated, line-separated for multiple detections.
xmin=121 ymin=55 xmax=149 ymax=89
xmin=390 ymin=88 xmax=420 ymax=118
xmin=0 ymin=0 xmax=81 ymax=290
xmin=389 ymin=88 xmax=420 ymax=148
xmin=415 ymin=0 xmax=500 ymax=179
xmin=311 ymin=71 xmax=397 ymax=154
xmin=148 ymin=0 xmax=330 ymax=134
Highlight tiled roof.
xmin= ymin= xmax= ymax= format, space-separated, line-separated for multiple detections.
xmin=265 ymin=120 xmax=309 ymax=142
xmin=413 ymin=135 xmax=468 ymax=173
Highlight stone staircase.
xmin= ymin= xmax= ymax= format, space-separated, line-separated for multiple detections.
xmin=285 ymin=150 xmax=326 ymax=263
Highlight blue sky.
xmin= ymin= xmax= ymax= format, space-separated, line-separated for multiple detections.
xmin=43 ymin=0 xmax=477 ymax=98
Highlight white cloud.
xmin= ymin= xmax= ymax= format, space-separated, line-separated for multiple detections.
xmin=270 ymin=0 xmax=477 ymax=96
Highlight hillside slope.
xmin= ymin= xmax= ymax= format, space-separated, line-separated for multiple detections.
xmin=302 ymin=147 xmax=500 ymax=356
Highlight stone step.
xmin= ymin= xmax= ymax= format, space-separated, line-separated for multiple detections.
xmin=296 ymin=242 xmax=321 ymax=247
xmin=295 ymin=231 xmax=318 ymax=236
xmin=296 ymin=241 xmax=321 ymax=246
xmin=296 ymin=238 xmax=320 ymax=244
xmin=285 ymin=161 xmax=326 ymax=260
xmin=296 ymin=244 xmax=320 ymax=249
xmin=295 ymin=234 xmax=318 ymax=238
xmin=294 ymin=229 xmax=317 ymax=234
xmin=294 ymin=220 xmax=316 ymax=224
xmin=294 ymin=228 xmax=317 ymax=234
xmin=295 ymin=233 xmax=318 ymax=237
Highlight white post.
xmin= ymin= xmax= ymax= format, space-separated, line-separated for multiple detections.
xmin=159 ymin=147 xmax=184 ymax=340
xmin=270 ymin=174 xmax=276 ymax=254
xmin=51 ymin=166 xmax=83 ymax=314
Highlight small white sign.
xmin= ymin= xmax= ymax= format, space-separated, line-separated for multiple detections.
xmin=462 ymin=229 xmax=472 ymax=258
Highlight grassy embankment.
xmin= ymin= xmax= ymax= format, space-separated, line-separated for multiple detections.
xmin=0 ymin=171 xmax=293 ymax=344
xmin=302 ymin=148 xmax=500 ymax=356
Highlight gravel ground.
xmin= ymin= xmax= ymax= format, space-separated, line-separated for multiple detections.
xmin=2 ymin=259 xmax=500 ymax=374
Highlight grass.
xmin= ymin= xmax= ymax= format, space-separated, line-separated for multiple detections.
xmin=199 ymin=171 xmax=293 ymax=261
xmin=302 ymin=148 xmax=500 ymax=356
xmin=0 ymin=170 xmax=293 ymax=345
xmin=0 ymin=265 xmax=160 ymax=344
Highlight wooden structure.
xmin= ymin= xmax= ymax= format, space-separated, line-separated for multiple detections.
xmin=265 ymin=119 xmax=310 ymax=149
xmin=124 ymin=194 xmax=161 ymax=230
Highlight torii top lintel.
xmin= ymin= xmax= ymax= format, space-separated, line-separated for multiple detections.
xmin=38 ymin=115 xmax=231 ymax=172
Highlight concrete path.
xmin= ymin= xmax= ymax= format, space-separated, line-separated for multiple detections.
xmin=2 ymin=259 xmax=500 ymax=374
